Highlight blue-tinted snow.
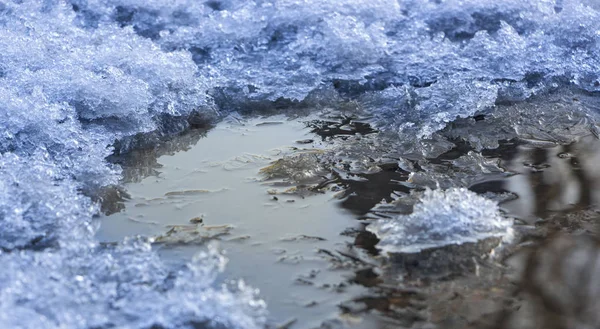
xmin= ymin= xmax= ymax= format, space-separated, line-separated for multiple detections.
xmin=0 ymin=0 xmax=599 ymax=327
xmin=0 ymin=1 xmax=264 ymax=328
xmin=0 ymin=238 xmax=266 ymax=329
xmin=71 ymin=0 xmax=600 ymax=135
xmin=0 ymin=152 xmax=266 ymax=329
xmin=367 ymin=188 xmax=514 ymax=254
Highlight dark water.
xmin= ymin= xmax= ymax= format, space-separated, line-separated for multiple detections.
xmin=471 ymin=134 xmax=600 ymax=225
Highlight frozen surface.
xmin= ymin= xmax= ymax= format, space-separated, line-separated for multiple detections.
xmin=0 ymin=241 xmax=266 ymax=329
xmin=0 ymin=2 xmax=263 ymax=328
xmin=69 ymin=0 xmax=600 ymax=135
xmin=0 ymin=152 xmax=97 ymax=251
xmin=0 ymin=152 xmax=266 ymax=329
xmin=367 ymin=188 xmax=513 ymax=254
xmin=0 ymin=0 xmax=598 ymax=327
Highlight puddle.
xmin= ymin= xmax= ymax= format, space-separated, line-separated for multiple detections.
xmin=470 ymin=134 xmax=600 ymax=224
xmin=96 ymin=108 xmax=600 ymax=329
xmin=97 ymin=115 xmax=372 ymax=328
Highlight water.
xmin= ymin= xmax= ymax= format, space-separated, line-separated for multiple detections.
xmin=465 ymin=134 xmax=600 ymax=329
xmin=471 ymin=133 xmax=600 ymax=223
xmin=3 ymin=0 xmax=600 ymax=327
xmin=98 ymin=116 xmax=367 ymax=328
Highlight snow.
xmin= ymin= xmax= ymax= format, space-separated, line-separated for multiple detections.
xmin=0 ymin=0 xmax=598 ymax=327
xmin=367 ymin=188 xmax=513 ymax=254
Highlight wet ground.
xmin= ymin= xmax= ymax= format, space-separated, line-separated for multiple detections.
xmin=98 ymin=91 xmax=600 ymax=329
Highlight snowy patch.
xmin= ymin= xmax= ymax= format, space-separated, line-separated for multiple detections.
xmin=367 ymin=188 xmax=513 ymax=254
xmin=0 ymin=0 xmax=597 ymax=326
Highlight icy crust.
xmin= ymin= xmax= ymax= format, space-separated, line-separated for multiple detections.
xmin=0 ymin=0 xmax=598 ymax=327
xmin=69 ymin=0 xmax=600 ymax=135
xmin=442 ymin=90 xmax=600 ymax=152
xmin=0 ymin=241 xmax=267 ymax=329
xmin=0 ymin=2 xmax=265 ymax=328
xmin=0 ymin=0 xmax=209 ymax=248
xmin=0 ymin=1 xmax=210 ymax=138
xmin=0 ymin=154 xmax=267 ymax=329
xmin=0 ymin=87 xmax=118 ymax=190
xmin=367 ymin=188 xmax=513 ymax=254
xmin=0 ymin=152 xmax=97 ymax=251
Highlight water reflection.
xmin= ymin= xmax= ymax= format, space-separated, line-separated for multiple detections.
xmin=92 ymin=128 xmax=209 ymax=215
xmin=332 ymin=163 xmax=412 ymax=216
xmin=472 ymin=134 xmax=600 ymax=221
xmin=327 ymin=129 xmax=600 ymax=328
xmin=98 ymin=116 xmax=381 ymax=328
xmin=108 ymin=128 xmax=209 ymax=183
